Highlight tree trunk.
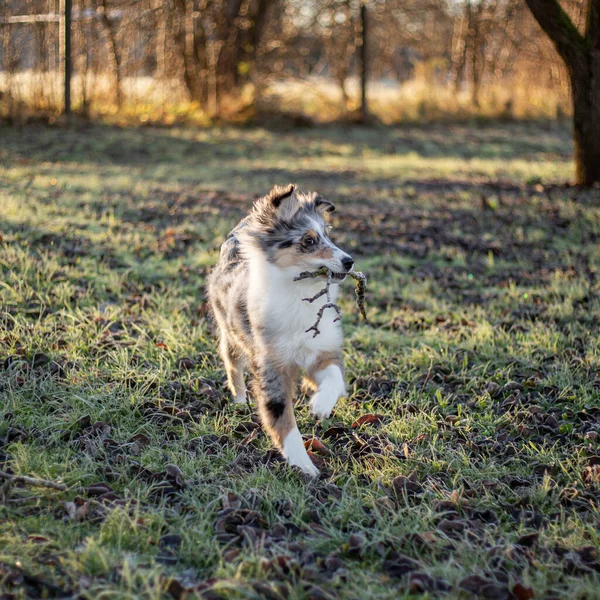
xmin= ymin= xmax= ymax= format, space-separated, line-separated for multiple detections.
xmin=525 ymin=0 xmax=600 ymax=186
xmin=577 ymin=0 xmax=600 ymax=185
xmin=451 ymin=8 xmax=468 ymax=92
xmin=182 ymin=0 xmax=207 ymax=103
xmin=171 ymin=0 xmax=272 ymax=109
xmin=466 ymin=1 xmax=480 ymax=107
xmin=99 ymin=0 xmax=123 ymax=109
xmin=572 ymin=67 xmax=600 ymax=185
xmin=156 ymin=0 xmax=169 ymax=79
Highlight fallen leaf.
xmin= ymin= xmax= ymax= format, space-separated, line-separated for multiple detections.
xmin=408 ymin=572 xmax=450 ymax=593
xmin=516 ymin=532 xmax=539 ymax=548
xmin=513 ymin=582 xmax=535 ymax=600
xmin=352 ymin=413 xmax=384 ymax=428
xmin=303 ymin=437 xmax=330 ymax=454
xmin=233 ymin=421 xmax=260 ymax=434
xmin=391 ymin=474 xmax=423 ymax=496
xmin=383 ymin=554 xmax=420 ymax=578
xmin=347 ymin=533 xmax=365 ymax=556
xmin=459 ymin=575 xmax=490 ymax=593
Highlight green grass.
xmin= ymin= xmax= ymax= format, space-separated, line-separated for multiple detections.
xmin=1 ymin=121 xmax=600 ymax=599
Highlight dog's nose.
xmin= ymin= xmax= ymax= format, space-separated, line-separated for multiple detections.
xmin=342 ymin=256 xmax=354 ymax=272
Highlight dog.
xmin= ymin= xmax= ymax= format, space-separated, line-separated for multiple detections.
xmin=207 ymin=184 xmax=354 ymax=476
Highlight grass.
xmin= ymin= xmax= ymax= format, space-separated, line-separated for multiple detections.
xmin=1 ymin=120 xmax=600 ymax=600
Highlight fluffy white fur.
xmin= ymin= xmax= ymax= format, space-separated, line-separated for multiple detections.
xmin=310 ymin=364 xmax=346 ymax=419
xmin=247 ymin=258 xmax=344 ymax=371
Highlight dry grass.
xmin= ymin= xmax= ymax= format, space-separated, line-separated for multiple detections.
xmin=0 ymin=70 xmax=571 ymax=126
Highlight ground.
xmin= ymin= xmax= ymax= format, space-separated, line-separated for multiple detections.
xmin=1 ymin=120 xmax=599 ymax=600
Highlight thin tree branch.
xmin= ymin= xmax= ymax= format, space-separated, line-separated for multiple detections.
xmin=306 ymin=302 xmax=342 ymax=338
xmin=351 ymin=271 xmax=368 ymax=320
xmin=0 ymin=470 xmax=67 ymax=491
xmin=294 ymin=268 xmax=367 ymax=337
xmin=302 ymin=288 xmax=328 ymax=303
xmin=294 ymin=267 xmax=330 ymax=282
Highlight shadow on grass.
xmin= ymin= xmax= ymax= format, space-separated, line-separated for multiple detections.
xmin=1 ymin=120 xmax=573 ymax=169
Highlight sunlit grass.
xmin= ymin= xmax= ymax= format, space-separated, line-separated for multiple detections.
xmin=1 ymin=121 xmax=599 ymax=599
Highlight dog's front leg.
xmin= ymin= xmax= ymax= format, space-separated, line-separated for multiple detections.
xmin=253 ymin=359 xmax=319 ymax=477
xmin=306 ymin=353 xmax=346 ymax=420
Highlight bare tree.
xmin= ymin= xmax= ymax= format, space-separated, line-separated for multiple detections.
xmin=172 ymin=0 xmax=276 ymax=110
xmin=0 ymin=0 xmax=588 ymax=126
xmin=525 ymin=0 xmax=600 ymax=185
xmin=98 ymin=0 xmax=124 ymax=108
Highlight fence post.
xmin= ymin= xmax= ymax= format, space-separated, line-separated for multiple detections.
xmin=360 ymin=4 xmax=368 ymax=123
xmin=59 ymin=0 xmax=72 ymax=115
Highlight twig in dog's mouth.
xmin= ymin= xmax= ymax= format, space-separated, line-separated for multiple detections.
xmin=351 ymin=271 xmax=368 ymax=320
xmin=294 ymin=268 xmax=368 ymax=337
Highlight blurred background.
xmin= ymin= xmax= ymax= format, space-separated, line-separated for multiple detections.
xmin=0 ymin=0 xmax=582 ymax=126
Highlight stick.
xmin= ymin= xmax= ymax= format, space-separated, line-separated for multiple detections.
xmin=303 ymin=288 xmax=328 ymax=303
xmin=348 ymin=271 xmax=368 ymax=320
xmin=0 ymin=470 xmax=67 ymax=491
xmin=306 ymin=302 xmax=343 ymax=338
xmin=305 ymin=270 xmax=335 ymax=338
xmin=294 ymin=267 xmax=368 ymax=337
xmin=0 ymin=562 xmax=70 ymax=595
xmin=294 ymin=267 xmax=330 ymax=282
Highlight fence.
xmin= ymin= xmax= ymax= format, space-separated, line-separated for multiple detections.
xmin=0 ymin=1 xmax=572 ymax=124
xmin=1 ymin=0 xmax=72 ymax=114
xmin=0 ymin=1 xmax=370 ymax=121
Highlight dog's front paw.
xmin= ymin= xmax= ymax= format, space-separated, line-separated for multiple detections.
xmin=310 ymin=392 xmax=338 ymax=420
xmin=289 ymin=457 xmax=320 ymax=478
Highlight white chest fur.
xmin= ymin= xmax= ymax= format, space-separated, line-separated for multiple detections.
xmin=248 ymin=261 xmax=343 ymax=369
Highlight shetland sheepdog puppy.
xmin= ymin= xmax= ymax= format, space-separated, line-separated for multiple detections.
xmin=207 ymin=184 xmax=355 ymax=476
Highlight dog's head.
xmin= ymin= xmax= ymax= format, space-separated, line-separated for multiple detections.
xmin=241 ymin=184 xmax=354 ymax=279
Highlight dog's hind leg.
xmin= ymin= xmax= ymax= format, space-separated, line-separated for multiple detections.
xmin=306 ymin=352 xmax=345 ymax=420
xmin=253 ymin=360 xmax=318 ymax=477
xmin=220 ymin=337 xmax=247 ymax=403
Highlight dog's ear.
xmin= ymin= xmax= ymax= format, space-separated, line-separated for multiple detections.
xmin=315 ymin=195 xmax=336 ymax=214
xmin=266 ymin=184 xmax=299 ymax=220
xmin=268 ymin=184 xmax=295 ymax=208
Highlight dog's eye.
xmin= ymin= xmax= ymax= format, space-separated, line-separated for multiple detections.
xmin=303 ymin=236 xmax=316 ymax=247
